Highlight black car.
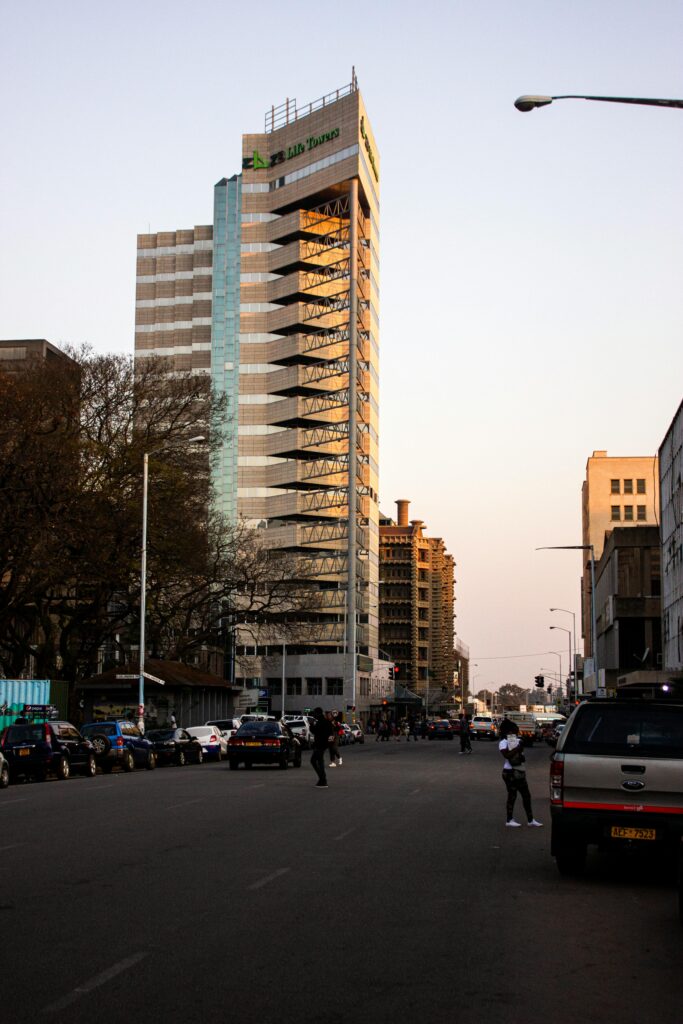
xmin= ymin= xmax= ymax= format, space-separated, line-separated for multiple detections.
xmin=1 ymin=720 xmax=96 ymax=781
xmin=428 ymin=720 xmax=455 ymax=741
xmin=146 ymin=728 xmax=204 ymax=766
xmin=80 ymin=720 xmax=157 ymax=772
xmin=228 ymin=721 xmax=302 ymax=770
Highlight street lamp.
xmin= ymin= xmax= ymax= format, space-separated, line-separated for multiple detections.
xmin=537 ymin=545 xmax=600 ymax=694
xmin=515 ymin=93 xmax=683 ymax=113
xmin=551 ymin=607 xmax=578 ymax=696
xmin=139 ymin=435 xmax=206 ymax=732
xmin=550 ymin=626 xmax=572 ymax=701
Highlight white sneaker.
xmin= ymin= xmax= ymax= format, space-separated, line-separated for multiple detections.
xmin=329 ymin=762 xmax=336 ymax=768
xmin=338 ymin=758 xmax=343 ymax=766
xmin=506 ymin=820 xmax=522 ymax=828
xmin=527 ymin=819 xmax=543 ymax=827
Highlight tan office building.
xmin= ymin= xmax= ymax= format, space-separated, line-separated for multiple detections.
xmin=379 ymin=500 xmax=456 ymax=697
xmin=581 ymin=450 xmax=659 ymax=668
xmin=134 ymin=75 xmax=388 ymax=714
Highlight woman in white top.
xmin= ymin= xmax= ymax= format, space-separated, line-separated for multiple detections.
xmin=499 ymin=720 xmax=543 ymax=828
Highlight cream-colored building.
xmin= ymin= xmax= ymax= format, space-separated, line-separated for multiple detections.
xmin=134 ymin=75 xmax=388 ymax=717
xmin=581 ymin=450 xmax=659 ymax=665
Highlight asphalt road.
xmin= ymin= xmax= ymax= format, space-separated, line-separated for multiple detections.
xmin=2 ymin=736 xmax=682 ymax=1023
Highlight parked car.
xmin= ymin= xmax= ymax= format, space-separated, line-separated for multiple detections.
xmin=470 ymin=715 xmax=498 ymax=741
xmin=228 ymin=721 xmax=302 ymax=770
xmin=282 ymin=716 xmax=314 ymax=749
xmin=205 ymin=718 xmax=242 ymax=741
xmin=550 ymin=696 xmax=683 ymax=876
xmin=340 ymin=723 xmax=353 ymax=745
xmin=186 ymin=725 xmax=228 ymax=760
xmin=80 ymin=720 xmax=157 ymax=772
xmin=146 ymin=728 xmax=204 ymax=766
xmin=349 ymin=723 xmax=364 ymax=744
xmin=1 ymin=720 xmax=96 ymax=781
xmin=428 ymin=720 xmax=455 ymax=741
xmin=0 ymin=750 xmax=10 ymax=788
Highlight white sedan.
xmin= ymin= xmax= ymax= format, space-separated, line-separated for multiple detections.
xmin=186 ymin=726 xmax=228 ymax=761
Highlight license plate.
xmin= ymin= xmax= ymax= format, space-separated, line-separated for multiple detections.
xmin=18 ymin=748 xmax=30 ymax=756
xmin=246 ymin=742 xmax=261 ymax=747
xmin=611 ymin=826 xmax=656 ymax=841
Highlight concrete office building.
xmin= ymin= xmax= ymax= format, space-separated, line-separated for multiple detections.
xmin=135 ymin=74 xmax=392 ymax=718
xmin=379 ymin=500 xmax=457 ymax=699
xmin=581 ymin=450 xmax=659 ymax=675
xmin=660 ymin=401 xmax=683 ymax=672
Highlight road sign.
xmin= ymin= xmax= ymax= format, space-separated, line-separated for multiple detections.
xmin=115 ymin=672 xmax=165 ymax=685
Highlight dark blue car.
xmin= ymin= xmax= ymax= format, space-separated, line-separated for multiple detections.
xmin=81 ymin=720 xmax=157 ymax=772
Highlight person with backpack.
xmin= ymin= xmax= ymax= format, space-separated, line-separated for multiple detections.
xmin=499 ymin=719 xmax=543 ymax=828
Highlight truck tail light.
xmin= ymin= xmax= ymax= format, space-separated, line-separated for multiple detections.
xmin=44 ymin=724 xmax=52 ymax=746
xmin=550 ymin=756 xmax=564 ymax=804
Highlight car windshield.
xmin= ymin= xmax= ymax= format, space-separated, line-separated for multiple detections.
xmin=5 ymin=725 xmax=45 ymax=743
xmin=189 ymin=728 xmax=214 ymax=737
xmin=563 ymin=704 xmax=683 ymax=759
xmin=147 ymin=730 xmax=174 ymax=740
xmin=236 ymin=723 xmax=280 ymax=737
xmin=82 ymin=723 xmax=117 ymax=737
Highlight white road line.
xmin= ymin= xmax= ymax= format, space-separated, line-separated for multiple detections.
xmin=0 ymin=843 xmax=22 ymax=852
xmin=249 ymin=783 xmax=266 ymax=789
xmin=43 ymin=951 xmax=148 ymax=1013
xmin=167 ymin=797 xmax=206 ymax=809
xmin=248 ymin=867 xmax=291 ymax=891
xmin=409 ymin=788 xmax=422 ymax=795
xmin=0 ymin=798 xmax=27 ymax=808
xmin=333 ymin=827 xmax=357 ymax=841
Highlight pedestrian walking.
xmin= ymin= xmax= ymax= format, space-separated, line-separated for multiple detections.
xmin=459 ymin=711 xmax=472 ymax=754
xmin=407 ymin=715 xmax=419 ymax=742
xmin=310 ymin=707 xmax=334 ymax=788
xmin=499 ymin=720 xmax=543 ymax=827
xmin=328 ymin=712 xmax=343 ymax=767
xmin=420 ymin=717 xmax=428 ymax=740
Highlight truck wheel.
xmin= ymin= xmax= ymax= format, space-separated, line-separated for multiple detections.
xmin=555 ymin=841 xmax=586 ymax=877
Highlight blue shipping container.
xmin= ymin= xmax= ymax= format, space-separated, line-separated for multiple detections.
xmin=0 ymin=680 xmax=50 ymax=731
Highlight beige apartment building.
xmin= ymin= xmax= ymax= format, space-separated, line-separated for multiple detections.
xmin=135 ymin=75 xmax=391 ymax=717
xmin=581 ymin=450 xmax=659 ymax=670
xmin=379 ymin=500 xmax=456 ymax=698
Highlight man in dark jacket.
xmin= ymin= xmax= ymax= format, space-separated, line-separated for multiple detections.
xmin=310 ymin=707 xmax=334 ymax=788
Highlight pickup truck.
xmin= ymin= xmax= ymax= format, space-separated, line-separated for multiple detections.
xmin=469 ymin=715 xmax=498 ymax=740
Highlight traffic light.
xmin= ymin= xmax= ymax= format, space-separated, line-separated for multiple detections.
xmin=394 ymin=665 xmax=400 ymax=679
xmin=534 ymin=675 xmax=545 ymax=688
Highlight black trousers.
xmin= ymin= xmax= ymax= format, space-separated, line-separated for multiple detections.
xmin=460 ymin=730 xmax=472 ymax=752
xmin=502 ymin=769 xmax=533 ymax=822
xmin=311 ymin=748 xmax=327 ymax=783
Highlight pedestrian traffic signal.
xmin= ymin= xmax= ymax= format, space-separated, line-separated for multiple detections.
xmin=534 ymin=675 xmax=545 ymax=688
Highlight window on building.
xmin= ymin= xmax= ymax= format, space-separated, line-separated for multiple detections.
xmin=326 ymin=677 xmax=343 ymax=696
xmin=286 ymin=677 xmax=302 ymax=696
xmin=637 ymin=479 xmax=646 ymax=494
xmin=306 ymin=677 xmax=322 ymax=696
xmin=267 ymin=677 xmax=281 ymax=695
xmin=611 ymin=506 xmax=621 ymax=521
xmin=624 ymin=505 xmax=634 ymax=521
xmin=623 ymin=479 xmax=633 ymax=494
xmin=611 ymin=479 xmax=620 ymax=494
xmin=637 ymin=505 xmax=647 ymax=521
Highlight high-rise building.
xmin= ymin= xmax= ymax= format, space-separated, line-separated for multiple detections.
xmin=660 ymin=401 xmax=683 ymax=673
xmin=379 ymin=499 xmax=456 ymax=698
xmin=581 ymin=450 xmax=659 ymax=668
xmin=135 ymin=75 xmax=391 ymax=718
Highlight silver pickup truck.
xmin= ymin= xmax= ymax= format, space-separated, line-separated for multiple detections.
xmin=550 ymin=697 xmax=683 ymax=875
xmin=469 ymin=715 xmax=498 ymax=740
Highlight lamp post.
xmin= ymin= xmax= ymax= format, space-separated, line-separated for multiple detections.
xmin=515 ymin=94 xmax=683 ymax=113
xmin=537 ymin=545 xmax=600 ymax=695
xmin=551 ymin=607 xmax=578 ymax=696
xmin=139 ymin=435 xmax=205 ymax=733
xmin=550 ymin=626 xmax=572 ymax=701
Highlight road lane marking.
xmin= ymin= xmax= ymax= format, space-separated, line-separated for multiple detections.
xmin=43 ymin=951 xmax=149 ymax=1013
xmin=333 ymin=827 xmax=357 ymax=841
xmin=249 ymin=783 xmax=266 ymax=789
xmin=409 ymin=788 xmax=422 ymax=795
xmin=167 ymin=798 xmax=206 ymax=809
xmin=0 ymin=799 xmax=27 ymax=808
xmin=248 ymin=867 xmax=291 ymax=891
xmin=0 ymin=843 xmax=22 ymax=852
xmin=81 ymin=784 xmax=116 ymax=792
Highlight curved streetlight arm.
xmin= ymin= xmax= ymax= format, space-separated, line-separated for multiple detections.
xmin=515 ymin=93 xmax=683 ymax=112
